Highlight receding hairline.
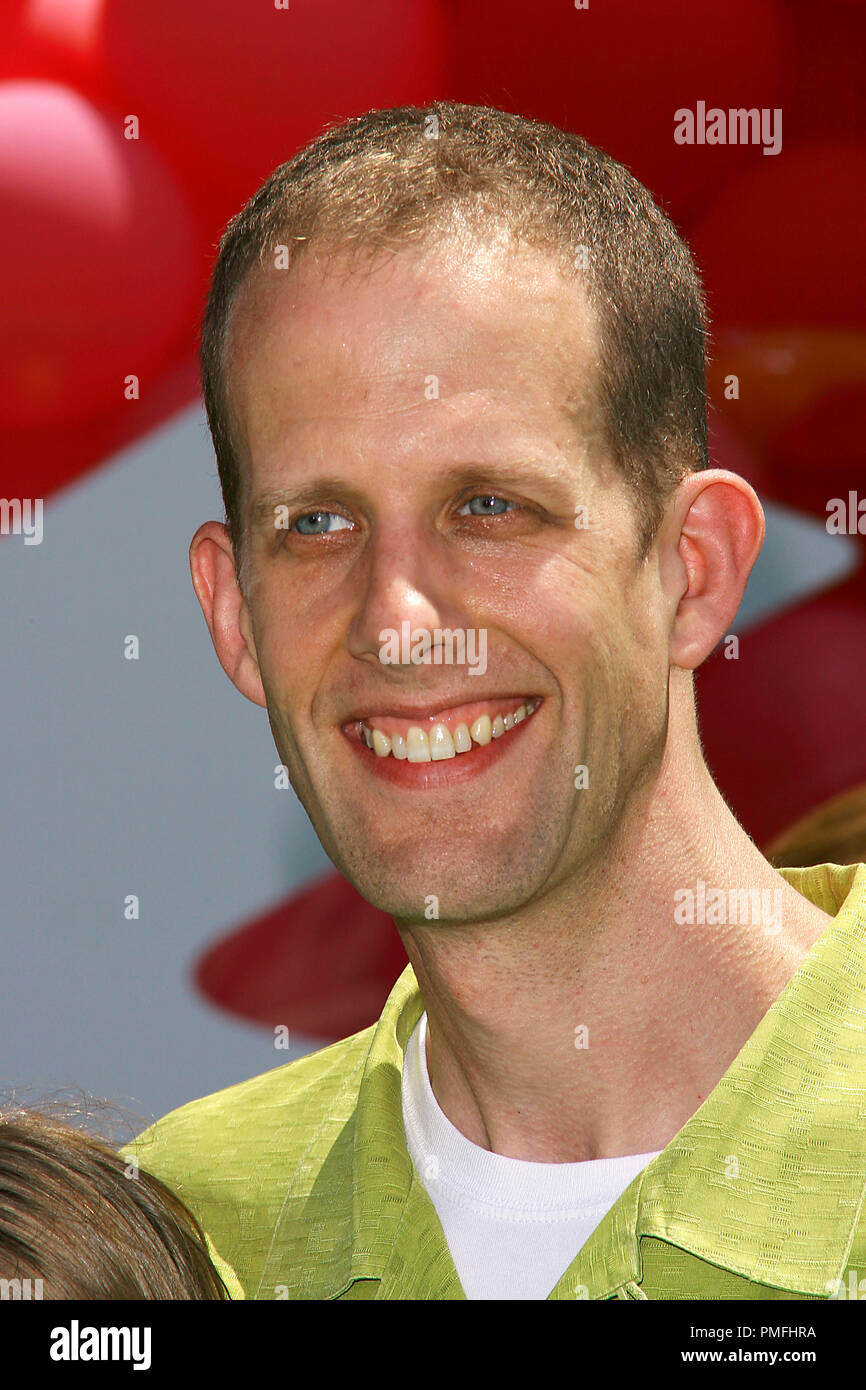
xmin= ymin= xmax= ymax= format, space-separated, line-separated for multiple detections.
xmin=222 ymin=208 xmax=593 ymax=392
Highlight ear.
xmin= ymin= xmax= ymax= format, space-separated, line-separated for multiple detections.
xmin=189 ymin=521 xmax=268 ymax=709
xmin=659 ymin=469 xmax=766 ymax=670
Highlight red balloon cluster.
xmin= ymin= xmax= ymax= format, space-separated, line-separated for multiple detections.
xmin=0 ymin=0 xmax=446 ymax=495
xmin=3 ymin=0 xmax=864 ymax=1037
xmin=0 ymin=82 xmax=199 ymax=427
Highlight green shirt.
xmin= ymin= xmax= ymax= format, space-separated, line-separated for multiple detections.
xmin=124 ymin=861 xmax=866 ymax=1300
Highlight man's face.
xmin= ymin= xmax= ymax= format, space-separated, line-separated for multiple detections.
xmin=226 ymin=234 xmax=673 ymax=924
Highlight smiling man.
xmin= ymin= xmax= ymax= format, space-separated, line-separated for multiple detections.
xmin=125 ymin=102 xmax=866 ymax=1301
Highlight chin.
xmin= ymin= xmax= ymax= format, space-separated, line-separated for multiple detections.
xmin=349 ymin=857 xmax=540 ymax=928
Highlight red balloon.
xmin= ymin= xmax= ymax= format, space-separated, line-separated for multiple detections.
xmin=689 ymin=143 xmax=866 ymax=332
xmin=0 ymin=0 xmax=109 ymax=97
xmin=100 ymin=0 xmax=447 ymax=208
xmin=785 ymin=0 xmax=866 ymax=142
xmin=707 ymin=409 xmax=771 ymax=497
xmin=0 ymin=81 xmax=200 ymax=426
xmin=765 ymin=383 xmax=866 ymax=520
xmin=443 ymin=0 xmax=793 ymax=224
xmin=194 ymin=872 xmax=407 ymax=1041
xmin=706 ymin=329 xmax=866 ymax=466
xmin=695 ymin=563 xmax=866 ymax=848
xmin=0 ymin=349 xmax=200 ymax=503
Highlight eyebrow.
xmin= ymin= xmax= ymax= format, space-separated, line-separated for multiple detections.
xmin=250 ymin=478 xmax=367 ymax=528
xmin=248 ymin=456 xmax=583 ymax=529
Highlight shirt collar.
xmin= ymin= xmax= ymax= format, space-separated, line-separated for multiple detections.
xmin=627 ymin=860 xmax=866 ymax=1297
xmin=338 ymin=860 xmax=866 ymax=1299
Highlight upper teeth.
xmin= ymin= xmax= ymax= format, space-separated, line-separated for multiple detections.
xmin=360 ymin=699 xmax=540 ymax=761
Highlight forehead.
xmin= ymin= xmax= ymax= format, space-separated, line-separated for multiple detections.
xmin=225 ymin=233 xmax=606 ymax=474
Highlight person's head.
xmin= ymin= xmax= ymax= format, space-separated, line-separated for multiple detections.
xmin=191 ymin=101 xmax=765 ymax=925
xmin=0 ymin=1107 xmax=229 ymax=1298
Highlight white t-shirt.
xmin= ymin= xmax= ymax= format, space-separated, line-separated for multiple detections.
xmin=401 ymin=1011 xmax=661 ymax=1300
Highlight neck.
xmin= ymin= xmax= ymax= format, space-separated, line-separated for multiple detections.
xmin=398 ymin=741 xmax=834 ymax=1164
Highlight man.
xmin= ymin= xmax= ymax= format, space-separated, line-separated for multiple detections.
xmin=124 ymin=102 xmax=866 ymax=1301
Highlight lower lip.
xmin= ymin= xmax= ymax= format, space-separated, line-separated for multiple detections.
xmin=342 ymin=705 xmax=541 ymax=790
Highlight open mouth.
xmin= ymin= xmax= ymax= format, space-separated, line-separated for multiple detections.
xmin=343 ymin=695 xmax=542 ymax=764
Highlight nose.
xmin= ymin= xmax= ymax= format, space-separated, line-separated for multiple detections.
xmin=344 ymin=523 xmax=465 ymax=672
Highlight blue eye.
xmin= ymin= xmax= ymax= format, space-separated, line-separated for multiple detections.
xmin=293 ymin=510 xmax=351 ymax=535
xmin=458 ymin=495 xmax=513 ymax=516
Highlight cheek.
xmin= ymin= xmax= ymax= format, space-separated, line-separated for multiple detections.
xmin=532 ymin=574 xmax=627 ymax=683
xmin=249 ymin=606 xmax=310 ymax=708
xmin=543 ymin=581 xmax=664 ymax=740
xmin=253 ymin=569 xmax=323 ymax=649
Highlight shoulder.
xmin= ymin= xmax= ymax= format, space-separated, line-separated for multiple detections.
xmin=118 ymin=963 xmax=422 ymax=1297
xmin=124 ymin=1024 xmax=374 ymax=1179
xmin=120 ymin=1025 xmax=376 ymax=1294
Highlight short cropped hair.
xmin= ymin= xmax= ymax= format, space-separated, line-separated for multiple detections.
xmin=200 ymin=101 xmax=709 ymax=588
xmin=0 ymin=1107 xmax=230 ymax=1299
